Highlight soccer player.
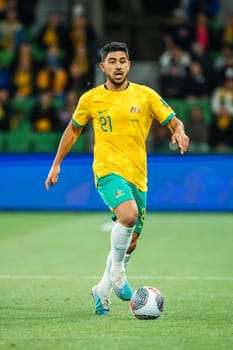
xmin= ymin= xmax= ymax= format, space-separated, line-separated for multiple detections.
xmin=45 ymin=41 xmax=189 ymax=315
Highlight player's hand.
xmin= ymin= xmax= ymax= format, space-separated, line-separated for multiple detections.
xmin=45 ymin=165 xmax=61 ymax=190
xmin=171 ymin=131 xmax=189 ymax=154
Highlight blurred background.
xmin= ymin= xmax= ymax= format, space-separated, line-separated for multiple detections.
xmin=1 ymin=4 xmax=232 ymax=348
xmin=0 ymin=0 xmax=233 ymax=211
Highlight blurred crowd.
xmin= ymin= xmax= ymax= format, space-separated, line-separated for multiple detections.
xmin=154 ymin=0 xmax=233 ymax=153
xmin=0 ymin=0 xmax=233 ymax=154
xmin=0 ymin=0 xmax=99 ymax=152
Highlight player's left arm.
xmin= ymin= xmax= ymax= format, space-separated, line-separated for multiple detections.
xmin=167 ymin=116 xmax=189 ymax=154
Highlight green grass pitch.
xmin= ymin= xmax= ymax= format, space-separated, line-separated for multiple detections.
xmin=0 ymin=212 xmax=232 ymax=350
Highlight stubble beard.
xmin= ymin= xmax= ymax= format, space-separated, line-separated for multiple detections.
xmin=107 ymin=73 xmax=128 ymax=87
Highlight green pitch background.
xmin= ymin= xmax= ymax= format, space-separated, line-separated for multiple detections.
xmin=0 ymin=212 xmax=232 ymax=350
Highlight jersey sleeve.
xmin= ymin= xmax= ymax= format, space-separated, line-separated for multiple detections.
xmin=72 ymin=93 xmax=91 ymax=127
xmin=150 ymin=90 xmax=176 ymax=125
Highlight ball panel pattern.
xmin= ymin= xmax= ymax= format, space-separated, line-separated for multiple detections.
xmin=130 ymin=286 xmax=164 ymax=320
xmin=131 ymin=287 xmax=149 ymax=310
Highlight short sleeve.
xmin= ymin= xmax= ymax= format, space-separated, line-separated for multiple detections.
xmin=150 ymin=90 xmax=175 ymax=125
xmin=72 ymin=93 xmax=91 ymax=127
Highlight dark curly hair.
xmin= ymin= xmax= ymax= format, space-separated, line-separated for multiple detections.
xmin=100 ymin=41 xmax=129 ymax=61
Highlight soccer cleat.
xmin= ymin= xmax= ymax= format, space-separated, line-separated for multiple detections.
xmin=91 ymin=285 xmax=110 ymax=315
xmin=111 ymin=273 xmax=133 ymax=301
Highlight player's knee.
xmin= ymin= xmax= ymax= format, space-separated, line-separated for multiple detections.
xmin=122 ymin=211 xmax=138 ymax=228
xmin=115 ymin=200 xmax=138 ymax=228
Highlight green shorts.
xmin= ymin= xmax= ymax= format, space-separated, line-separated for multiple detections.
xmin=97 ymin=174 xmax=147 ymax=234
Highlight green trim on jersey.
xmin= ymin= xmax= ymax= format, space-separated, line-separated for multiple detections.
xmin=161 ymin=112 xmax=176 ymax=126
xmin=71 ymin=118 xmax=85 ymax=128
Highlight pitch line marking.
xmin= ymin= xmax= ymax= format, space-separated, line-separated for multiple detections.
xmin=0 ymin=275 xmax=232 ymax=281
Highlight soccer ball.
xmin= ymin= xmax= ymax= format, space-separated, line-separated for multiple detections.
xmin=130 ymin=286 xmax=164 ymax=320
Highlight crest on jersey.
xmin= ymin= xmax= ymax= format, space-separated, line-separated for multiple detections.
xmin=129 ymin=106 xmax=140 ymax=113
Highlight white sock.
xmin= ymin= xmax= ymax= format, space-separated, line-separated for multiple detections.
xmin=124 ymin=253 xmax=131 ymax=269
xmin=97 ymin=251 xmax=132 ymax=305
xmin=97 ymin=251 xmax=113 ymax=307
xmin=100 ymin=251 xmax=132 ymax=278
xmin=110 ymin=222 xmax=134 ymax=276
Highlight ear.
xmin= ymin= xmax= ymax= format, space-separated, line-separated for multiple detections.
xmin=99 ymin=62 xmax=105 ymax=73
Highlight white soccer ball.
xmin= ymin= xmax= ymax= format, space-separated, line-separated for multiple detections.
xmin=130 ymin=286 xmax=164 ymax=320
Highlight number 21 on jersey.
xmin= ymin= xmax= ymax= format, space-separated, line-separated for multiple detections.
xmin=99 ymin=116 xmax=112 ymax=132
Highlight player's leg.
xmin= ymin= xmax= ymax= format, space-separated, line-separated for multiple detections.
xmin=122 ymin=183 xmax=146 ymax=271
xmin=92 ymin=174 xmax=146 ymax=313
xmin=127 ymin=232 xmax=139 ymax=254
xmin=94 ymin=231 xmax=139 ymax=313
xmin=124 ymin=231 xmax=140 ymax=267
xmin=92 ymin=174 xmax=136 ymax=313
xmin=110 ymin=199 xmax=137 ymax=300
xmin=101 ymin=180 xmax=146 ymax=298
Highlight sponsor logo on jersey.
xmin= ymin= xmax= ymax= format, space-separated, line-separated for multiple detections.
xmin=98 ymin=109 xmax=108 ymax=114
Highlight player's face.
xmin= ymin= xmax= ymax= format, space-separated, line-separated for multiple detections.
xmin=100 ymin=51 xmax=131 ymax=89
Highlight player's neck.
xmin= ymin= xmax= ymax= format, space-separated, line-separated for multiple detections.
xmin=104 ymin=80 xmax=129 ymax=92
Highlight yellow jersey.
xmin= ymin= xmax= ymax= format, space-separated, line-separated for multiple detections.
xmin=72 ymin=82 xmax=175 ymax=191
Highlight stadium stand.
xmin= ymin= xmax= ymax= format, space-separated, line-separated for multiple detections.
xmin=0 ymin=0 xmax=232 ymax=154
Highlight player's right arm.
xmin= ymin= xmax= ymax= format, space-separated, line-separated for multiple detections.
xmin=45 ymin=121 xmax=83 ymax=190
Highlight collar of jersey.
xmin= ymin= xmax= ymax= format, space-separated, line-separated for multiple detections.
xmin=104 ymin=82 xmax=130 ymax=91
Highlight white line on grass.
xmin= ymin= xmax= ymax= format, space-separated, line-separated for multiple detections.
xmin=0 ymin=275 xmax=232 ymax=281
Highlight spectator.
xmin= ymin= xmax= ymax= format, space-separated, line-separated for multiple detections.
xmin=186 ymin=105 xmax=209 ymax=153
xmin=159 ymin=63 xmax=185 ymax=98
xmin=70 ymin=5 xmax=96 ymax=45
xmin=211 ymin=68 xmax=233 ymax=117
xmin=0 ymin=0 xmax=38 ymax=27
xmin=208 ymin=113 xmax=233 ymax=152
xmin=213 ymin=44 xmax=233 ymax=86
xmin=0 ymin=9 xmax=25 ymax=50
xmin=184 ymin=61 xmax=212 ymax=100
xmin=214 ymin=13 xmax=233 ymax=52
xmin=37 ymin=11 xmax=69 ymax=51
xmin=0 ymin=88 xmax=11 ymax=130
xmin=163 ymin=8 xmax=192 ymax=51
xmin=220 ymin=13 xmax=233 ymax=48
xmin=69 ymin=4 xmax=98 ymax=62
xmin=10 ymin=42 xmax=35 ymax=71
xmin=29 ymin=90 xmax=60 ymax=132
xmin=11 ymin=42 xmax=36 ymax=97
xmin=190 ymin=41 xmax=213 ymax=77
xmin=36 ymin=45 xmax=68 ymax=99
xmin=190 ymin=12 xmax=215 ymax=50
xmin=209 ymin=68 xmax=233 ymax=151
xmin=214 ymin=45 xmax=233 ymax=71
xmin=158 ymin=45 xmax=191 ymax=76
xmin=67 ymin=44 xmax=90 ymax=93
xmin=12 ymin=59 xmax=34 ymax=98
xmin=58 ymin=89 xmax=78 ymax=129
